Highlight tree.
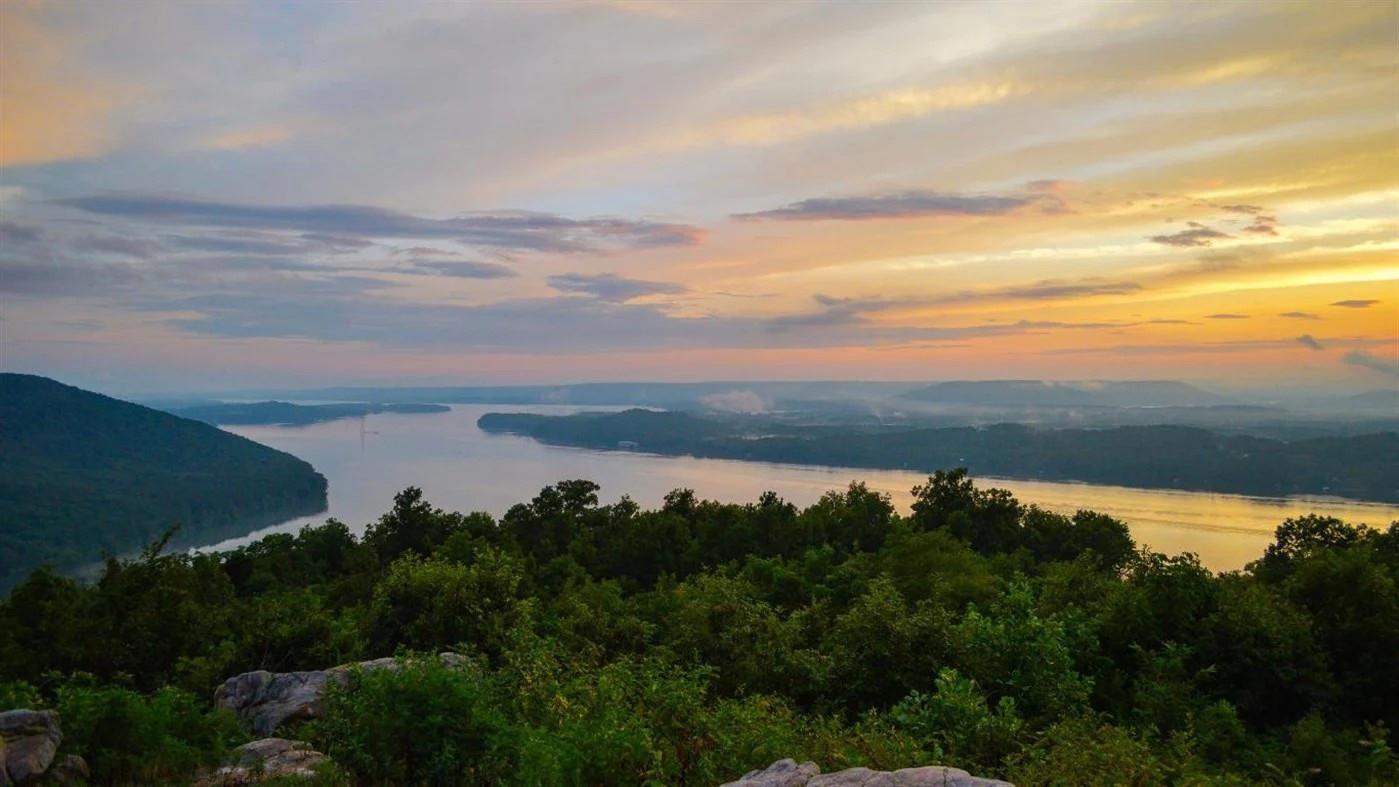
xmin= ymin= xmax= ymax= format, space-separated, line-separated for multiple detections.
xmin=910 ymin=469 xmax=1023 ymax=554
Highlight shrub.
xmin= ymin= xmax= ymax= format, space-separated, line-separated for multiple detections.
xmin=55 ymin=679 xmax=240 ymax=783
xmin=317 ymin=656 xmax=508 ymax=786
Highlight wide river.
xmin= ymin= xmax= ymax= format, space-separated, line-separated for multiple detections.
xmin=205 ymin=405 xmax=1398 ymax=571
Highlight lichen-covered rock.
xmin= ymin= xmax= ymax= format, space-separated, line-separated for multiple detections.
xmin=811 ymin=765 xmax=1013 ymax=786
xmin=723 ymin=758 xmax=821 ymax=787
xmin=215 ymin=653 xmax=464 ymax=735
xmin=198 ymin=738 xmax=328 ymax=785
xmin=0 ymin=710 xmax=62 ymax=786
xmin=724 ymin=760 xmax=1012 ymax=787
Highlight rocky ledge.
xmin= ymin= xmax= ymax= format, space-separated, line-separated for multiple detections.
xmin=215 ymin=652 xmax=466 ymax=736
xmin=196 ymin=738 xmax=330 ymax=785
xmin=723 ymin=758 xmax=1013 ymax=787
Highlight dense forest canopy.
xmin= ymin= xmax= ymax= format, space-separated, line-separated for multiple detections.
xmin=479 ymin=409 xmax=1399 ymax=503
xmin=0 ymin=374 xmax=328 ymax=590
xmin=2 ymin=472 xmax=1395 ymax=785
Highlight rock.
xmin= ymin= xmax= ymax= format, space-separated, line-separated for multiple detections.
xmin=199 ymin=738 xmax=328 ymax=785
xmin=0 ymin=710 xmax=62 ymax=786
xmin=47 ymin=755 xmax=90 ymax=785
xmin=811 ymin=765 xmax=1013 ymax=786
xmin=723 ymin=758 xmax=821 ymax=787
xmin=215 ymin=652 xmax=463 ymax=735
xmin=724 ymin=760 xmax=1012 ymax=787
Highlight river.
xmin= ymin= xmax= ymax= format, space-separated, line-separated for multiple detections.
xmin=202 ymin=405 xmax=1399 ymax=571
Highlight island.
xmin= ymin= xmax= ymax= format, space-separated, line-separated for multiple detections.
xmin=478 ymin=408 xmax=1399 ymax=503
xmin=0 ymin=374 xmax=329 ymax=590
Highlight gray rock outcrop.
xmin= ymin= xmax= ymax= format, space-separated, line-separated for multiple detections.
xmin=724 ymin=759 xmax=821 ymax=787
xmin=723 ymin=759 xmax=1013 ymax=787
xmin=203 ymin=738 xmax=329 ymax=784
xmin=215 ymin=652 xmax=466 ymax=735
xmin=0 ymin=710 xmax=62 ymax=786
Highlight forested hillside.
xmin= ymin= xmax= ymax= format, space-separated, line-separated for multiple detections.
xmin=0 ymin=374 xmax=327 ymax=589
xmin=2 ymin=473 xmax=1394 ymax=784
xmin=479 ymin=409 xmax=1399 ymax=502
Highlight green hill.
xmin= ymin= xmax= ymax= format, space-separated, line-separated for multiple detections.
xmin=0 ymin=374 xmax=327 ymax=589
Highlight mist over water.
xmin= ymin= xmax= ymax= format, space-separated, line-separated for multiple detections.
xmin=205 ymin=406 xmax=1399 ymax=571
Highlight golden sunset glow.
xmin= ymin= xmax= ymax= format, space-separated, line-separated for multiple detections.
xmin=0 ymin=0 xmax=1394 ymax=393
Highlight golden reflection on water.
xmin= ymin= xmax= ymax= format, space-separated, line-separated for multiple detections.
xmin=218 ymin=406 xmax=1399 ymax=572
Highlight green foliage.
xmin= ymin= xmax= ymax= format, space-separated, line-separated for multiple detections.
xmin=317 ymin=657 xmax=508 ymax=786
xmin=892 ymin=669 xmax=1024 ymax=770
xmin=2 ymin=474 xmax=1394 ymax=785
xmin=368 ymin=548 xmax=529 ymax=656
xmin=55 ymin=679 xmax=241 ymax=784
xmin=952 ymin=582 xmax=1091 ymax=721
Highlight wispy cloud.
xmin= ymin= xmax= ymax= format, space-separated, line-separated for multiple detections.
xmin=53 ymin=194 xmax=704 ymax=253
xmin=547 ymin=272 xmax=688 ymax=301
xmin=734 ymin=190 xmax=1049 ymax=221
xmin=1296 ymin=334 xmax=1324 ymax=350
xmin=1205 ymin=313 xmax=1249 ymax=319
xmin=1343 ymin=350 xmax=1399 ymax=377
xmin=1242 ymin=215 xmax=1279 ymax=235
xmin=0 ymin=221 xmax=42 ymax=243
xmin=1149 ymin=221 xmax=1230 ymax=247
xmin=1279 ymin=311 xmax=1321 ymax=320
xmin=405 ymin=260 xmax=517 ymax=279
xmin=1331 ymin=299 xmax=1380 ymax=308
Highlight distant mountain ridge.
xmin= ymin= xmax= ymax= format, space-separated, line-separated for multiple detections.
xmin=900 ymin=380 xmax=1234 ymax=408
xmin=0 ymin=374 xmax=327 ymax=589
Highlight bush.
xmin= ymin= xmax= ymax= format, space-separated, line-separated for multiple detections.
xmin=892 ymin=668 xmax=1024 ymax=771
xmin=55 ymin=679 xmax=240 ymax=783
xmin=317 ymin=656 xmax=509 ymax=786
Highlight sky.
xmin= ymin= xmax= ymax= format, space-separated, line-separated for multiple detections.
xmin=0 ymin=0 xmax=1395 ymax=395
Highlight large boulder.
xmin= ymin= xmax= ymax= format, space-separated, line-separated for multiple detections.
xmin=0 ymin=710 xmax=62 ymax=786
xmin=215 ymin=653 xmax=466 ymax=736
xmin=200 ymin=738 xmax=329 ymax=784
xmin=723 ymin=760 xmax=1012 ymax=787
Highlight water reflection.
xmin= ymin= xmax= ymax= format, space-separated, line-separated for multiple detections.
xmin=205 ymin=406 xmax=1399 ymax=571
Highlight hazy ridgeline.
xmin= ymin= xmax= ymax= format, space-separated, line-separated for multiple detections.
xmin=3 ymin=474 xmax=1395 ymax=785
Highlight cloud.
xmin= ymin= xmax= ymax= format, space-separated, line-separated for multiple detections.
xmin=733 ymin=190 xmax=1047 ymax=221
xmin=1296 ymin=334 xmax=1324 ymax=350
xmin=1205 ymin=313 xmax=1249 ymax=319
xmin=393 ymin=246 xmax=455 ymax=256
xmin=0 ymin=221 xmax=42 ymax=243
xmin=770 ymin=280 xmax=1143 ymax=331
xmin=1046 ymin=339 xmax=1312 ymax=356
xmin=52 ymin=193 xmax=703 ymax=253
xmin=547 ymin=272 xmax=688 ymax=301
xmin=1279 ymin=311 xmax=1320 ymax=320
xmin=1343 ymin=350 xmax=1399 ymax=378
xmin=991 ymin=279 xmax=1141 ymax=300
xmin=1331 ymin=299 xmax=1380 ymax=308
xmin=699 ymin=390 xmax=770 ymax=413
xmin=1242 ymin=215 xmax=1279 ymax=235
xmin=406 ymin=260 xmax=517 ymax=279
xmin=0 ymin=258 xmax=147 ymax=296
xmin=1217 ymin=204 xmax=1265 ymax=214
xmin=70 ymin=234 xmax=161 ymax=258
xmin=1149 ymin=221 xmax=1230 ymax=247
xmin=1025 ymin=179 xmax=1072 ymax=193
